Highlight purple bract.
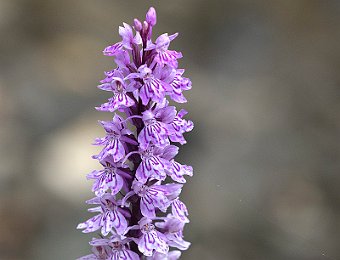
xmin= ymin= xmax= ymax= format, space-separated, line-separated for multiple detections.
xmin=78 ymin=7 xmax=193 ymax=259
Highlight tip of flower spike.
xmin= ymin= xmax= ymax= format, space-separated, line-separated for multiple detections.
xmin=146 ymin=7 xmax=157 ymax=26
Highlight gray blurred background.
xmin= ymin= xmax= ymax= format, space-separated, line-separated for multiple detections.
xmin=0 ymin=0 xmax=339 ymax=259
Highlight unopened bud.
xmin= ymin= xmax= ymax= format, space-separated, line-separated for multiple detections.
xmin=134 ymin=18 xmax=142 ymax=31
xmin=146 ymin=7 xmax=157 ymax=26
xmin=143 ymin=21 xmax=148 ymax=31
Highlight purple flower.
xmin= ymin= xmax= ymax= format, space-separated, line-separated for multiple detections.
xmin=152 ymin=101 xmax=177 ymax=126
xmin=137 ymin=217 xmax=169 ymax=257
xmin=169 ymin=69 xmax=192 ymax=103
xmin=167 ymin=161 xmax=193 ymax=184
xmin=138 ymin=110 xmax=170 ymax=149
xmin=156 ymin=215 xmax=190 ymax=251
xmin=77 ymin=195 xmax=129 ymax=236
xmin=96 ymin=70 xmax=135 ymax=112
xmin=132 ymin=180 xmax=182 ymax=218
xmin=119 ymin=22 xmax=142 ymax=50
xmin=126 ymin=65 xmax=172 ymax=105
xmin=94 ymin=114 xmax=137 ymax=162
xmin=87 ymin=161 xmax=131 ymax=196
xmin=160 ymin=145 xmax=193 ymax=183
xmin=168 ymin=109 xmax=194 ymax=145
xmin=146 ymin=33 xmax=182 ymax=67
xmin=133 ymin=180 xmax=170 ymax=218
xmin=135 ymin=146 xmax=170 ymax=183
xmin=104 ymin=22 xmax=142 ymax=56
xmin=137 ymin=101 xmax=193 ymax=147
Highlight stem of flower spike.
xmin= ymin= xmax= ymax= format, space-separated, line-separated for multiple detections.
xmin=126 ymin=103 xmax=144 ymax=256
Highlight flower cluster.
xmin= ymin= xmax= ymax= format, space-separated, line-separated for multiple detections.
xmin=77 ymin=7 xmax=193 ymax=259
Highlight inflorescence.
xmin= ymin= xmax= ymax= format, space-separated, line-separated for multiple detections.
xmin=77 ymin=7 xmax=193 ymax=260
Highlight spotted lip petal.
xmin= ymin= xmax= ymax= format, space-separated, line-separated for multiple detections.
xmin=167 ymin=160 xmax=193 ymax=184
xmin=95 ymin=137 xmax=126 ymax=163
xmin=172 ymin=199 xmax=189 ymax=223
xmin=138 ymin=227 xmax=169 ymax=256
xmin=145 ymin=33 xmax=182 ymax=67
xmin=168 ymin=110 xmax=193 ymax=145
xmin=134 ymin=65 xmax=172 ymax=105
xmin=136 ymin=155 xmax=169 ymax=183
xmin=77 ymin=196 xmax=128 ymax=236
xmin=93 ymin=115 xmax=135 ymax=162
xmin=101 ymin=206 xmax=128 ymax=235
xmin=87 ymin=168 xmax=124 ymax=196
xmin=169 ymin=69 xmax=191 ymax=103
xmin=133 ymin=181 xmax=172 ymax=218
xmin=138 ymin=121 xmax=169 ymax=149
xmin=96 ymin=93 xmax=135 ymax=112
xmin=96 ymin=74 xmax=136 ymax=112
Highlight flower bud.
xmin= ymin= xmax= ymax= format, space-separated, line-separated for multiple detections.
xmin=146 ymin=7 xmax=157 ymax=26
xmin=143 ymin=20 xmax=149 ymax=32
xmin=134 ymin=18 xmax=142 ymax=31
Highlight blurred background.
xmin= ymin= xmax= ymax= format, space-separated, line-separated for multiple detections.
xmin=0 ymin=0 xmax=339 ymax=259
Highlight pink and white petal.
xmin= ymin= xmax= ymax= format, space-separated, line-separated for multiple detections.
xmin=97 ymin=83 xmax=113 ymax=91
xmin=111 ymin=209 xmax=128 ymax=235
xmin=172 ymin=199 xmax=189 ymax=223
xmin=77 ymin=214 xmax=102 ymax=233
xmin=120 ymin=249 xmax=140 ymax=260
xmin=154 ymin=232 xmax=169 ymax=254
xmin=161 ymin=145 xmax=179 ymax=160
xmin=103 ymin=42 xmax=124 ymax=56
xmin=86 ymin=169 xmax=102 ymax=180
xmin=110 ymin=174 xmax=124 ymax=195
xmin=108 ymin=140 xmax=125 ymax=162
xmin=140 ymin=197 xmax=156 ymax=218
xmin=101 ymin=213 xmax=113 ymax=236
xmin=166 ymin=233 xmax=191 ymax=251
xmin=136 ymin=162 xmax=149 ymax=183
xmin=140 ymin=85 xmax=151 ymax=105
xmin=138 ymin=234 xmax=155 ymax=256
xmin=170 ymin=92 xmax=187 ymax=103
xmin=115 ymin=93 xmax=135 ymax=108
